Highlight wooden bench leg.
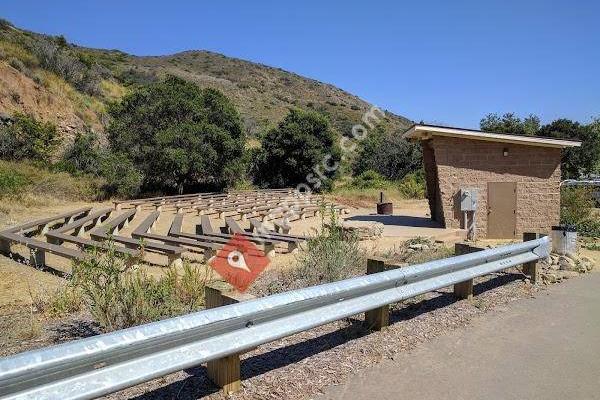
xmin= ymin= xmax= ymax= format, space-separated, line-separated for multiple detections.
xmin=46 ymin=236 xmax=61 ymax=245
xmin=29 ymin=248 xmax=45 ymax=268
xmin=364 ymin=258 xmax=389 ymax=330
xmin=264 ymin=243 xmax=276 ymax=259
xmin=0 ymin=238 xmax=11 ymax=255
xmin=204 ymin=249 xmax=216 ymax=263
xmin=454 ymin=279 xmax=473 ymax=300
xmin=40 ymin=223 xmax=51 ymax=235
xmin=167 ymin=254 xmax=183 ymax=268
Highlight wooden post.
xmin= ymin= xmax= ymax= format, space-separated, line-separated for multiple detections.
xmin=205 ymin=282 xmax=255 ymax=394
xmin=0 ymin=238 xmax=11 ymax=255
xmin=522 ymin=232 xmax=540 ymax=284
xmin=364 ymin=258 xmax=389 ymax=330
xmin=29 ymin=248 xmax=45 ymax=268
xmin=453 ymin=243 xmax=482 ymax=300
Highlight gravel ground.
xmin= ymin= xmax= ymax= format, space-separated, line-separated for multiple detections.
xmin=99 ymin=268 xmax=539 ymax=400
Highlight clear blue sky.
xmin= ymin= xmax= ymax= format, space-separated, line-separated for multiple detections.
xmin=2 ymin=0 xmax=599 ymax=128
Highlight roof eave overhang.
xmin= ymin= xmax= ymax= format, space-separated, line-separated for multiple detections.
xmin=402 ymin=125 xmax=581 ymax=149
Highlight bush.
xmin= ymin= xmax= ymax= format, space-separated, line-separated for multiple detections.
xmin=0 ymin=113 xmax=58 ymax=163
xmin=561 ymin=187 xmax=594 ymax=226
xmin=398 ymin=171 xmax=426 ymax=199
xmin=72 ymin=242 xmax=212 ymax=331
xmin=58 ymin=131 xmax=103 ymax=175
xmin=107 ymin=76 xmax=245 ymax=193
xmin=253 ymin=209 xmax=365 ymax=295
xmin=0 ymin=165 xmax=29 ymax=197
xmin=99 ymin=153 xmax=143 ymax=198
xmin=560 ymin=187 xmax=600 ymax=236
xmin=351 ymin=170 xmax=389 ymax=189
xmin=0 ymin=160 xmax=103 ymax=202
xmin=352 ymin=126 xmax=422 ymax=180
xmin=28 ymin=37 xmax=101 ymax=95
xmin=252 ymin=108 xmax=341 ymax=190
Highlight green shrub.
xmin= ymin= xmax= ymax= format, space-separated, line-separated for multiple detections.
xmin=0 ymin=113 xmax=58 ymax=163
xmin=252 ymin=108 xmax=341 ymax=190
xmin=28 ymin=37 xmax=101 ymax=95
xmin=0 ymin=166 xmax=29 ymax=197
xmin=398 ymin=171 xmax=425 ymax=199
xmin=254 ymin=208 xmax=365 ymax=295
xmin=0 ymin=160 xmax=103 ymax=201
xmin=99 ymin=153 xmax=143 ymax=198
xmin=72 ymin=242 xmax=211 ymax=331
xmin=351 ymin=170 xmax=389 ymax=189
xmin=352 ymin=125 xmax=422 ymax=180
xmin=560 ymin=187 xmax=599 ymax=236
xmin=561 ymin=187 xmax=594 ymax=226
xmin=58 ymin=131 xmax=103 ymax=175
xmin=107 ymin=76 xmax=245 ymax=193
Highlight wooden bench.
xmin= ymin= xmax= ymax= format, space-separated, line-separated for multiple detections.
xmin=44 ymin=231 xmax=139 ymax=260
xmin=90 ymin=211 xmax=185 ymax=267
xmin=3 ymin=207 xmax=93 ymax=236
xmin=170 ymin=215 xmax=272 ymax=257
xmin=0 ymin=231 xmax=86 ymax=267
xmin=131 ymin=212 xmax=220 ymax=262
xmin=222 ymin=217 xmax=303 ymax=253
xmin=272 ymin=219 xmax=292 ymax=234
xmin=247 ymin=218 xmax=308 ymax=241
xmin=49 ymin=207 xmax=114 ymax=237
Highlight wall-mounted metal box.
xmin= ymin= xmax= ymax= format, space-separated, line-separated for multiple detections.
xmin=459 ymin=188 xmax=478 ymax=211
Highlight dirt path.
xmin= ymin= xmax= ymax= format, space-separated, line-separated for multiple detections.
xmin=320 ymin=271 xmax=600 ymax=400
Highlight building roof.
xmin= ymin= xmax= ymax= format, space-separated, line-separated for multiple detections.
xmin=402 ymin=124 xmax=582 ymax=149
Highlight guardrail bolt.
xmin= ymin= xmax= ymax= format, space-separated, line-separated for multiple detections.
xmin=364 ymin=258 xmax=389 ymax=330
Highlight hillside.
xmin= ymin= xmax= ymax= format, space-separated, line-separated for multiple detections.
xmin=0 ymin=19 xmax=412 ymax=149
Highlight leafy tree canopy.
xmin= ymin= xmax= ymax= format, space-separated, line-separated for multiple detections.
xmin=480 ymin=112 xmax=540 ymax=136
xmin=253 ymin=108 xmax=341 ymax=190
xmin=352 ymin=125 xmax=421 ymax=180
xmin=539 ymin=118 xmax=600 ymax=179
xmin=107 ymin=76 xmax=245 ymax=193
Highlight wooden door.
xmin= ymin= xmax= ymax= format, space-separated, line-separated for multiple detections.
xmin=487 ymin=182 xmax=517 ymax=239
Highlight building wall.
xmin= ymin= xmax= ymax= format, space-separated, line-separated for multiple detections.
xmin=421 ymin=141 xmax=444 ymax=225
xmin=429 ymin=136 xmax=561 ymax=238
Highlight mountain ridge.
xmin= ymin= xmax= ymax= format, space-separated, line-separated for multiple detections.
xmin=0 ymin=19 xmax=412 ymax=149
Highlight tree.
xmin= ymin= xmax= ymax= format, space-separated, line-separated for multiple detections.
xmin=107 ymin=76 xmax=245 ymax=193
xmin=480 ymin=113 xmax=540 ymax=136
xmin=59 ymin=131 xmax=103 ymax=175
xmin=539 ymin=118 xmax=600 ymax=179
xmin=352 ymin=125 xmax=422 ymax=180
xmin=253 ymin=108 xmax=341 ymax=190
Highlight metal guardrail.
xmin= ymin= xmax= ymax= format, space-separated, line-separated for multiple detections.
xmin=0 ymin=237 xmax=550 ymax=400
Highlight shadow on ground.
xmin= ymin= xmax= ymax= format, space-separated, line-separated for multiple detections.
xmin=346 ymin=214 xmax=441 ymax=228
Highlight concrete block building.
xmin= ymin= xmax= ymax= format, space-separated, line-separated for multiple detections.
xmin=403 ymin=124 xmax=581 ymax=239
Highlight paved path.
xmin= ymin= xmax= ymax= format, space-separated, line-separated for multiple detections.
xmin=321 ymin=272 xmax=600 ymax=400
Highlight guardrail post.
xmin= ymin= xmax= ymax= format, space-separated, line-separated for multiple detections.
xmin=522 ymin=232 xmax=541 ymax=284
xmin=364 ymin=258 xmax=389 ymax=330
xmin=453 ymin=243 xmax=483 ymax=300
xmin=205 ymin=282 xmax=255 ymax=394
